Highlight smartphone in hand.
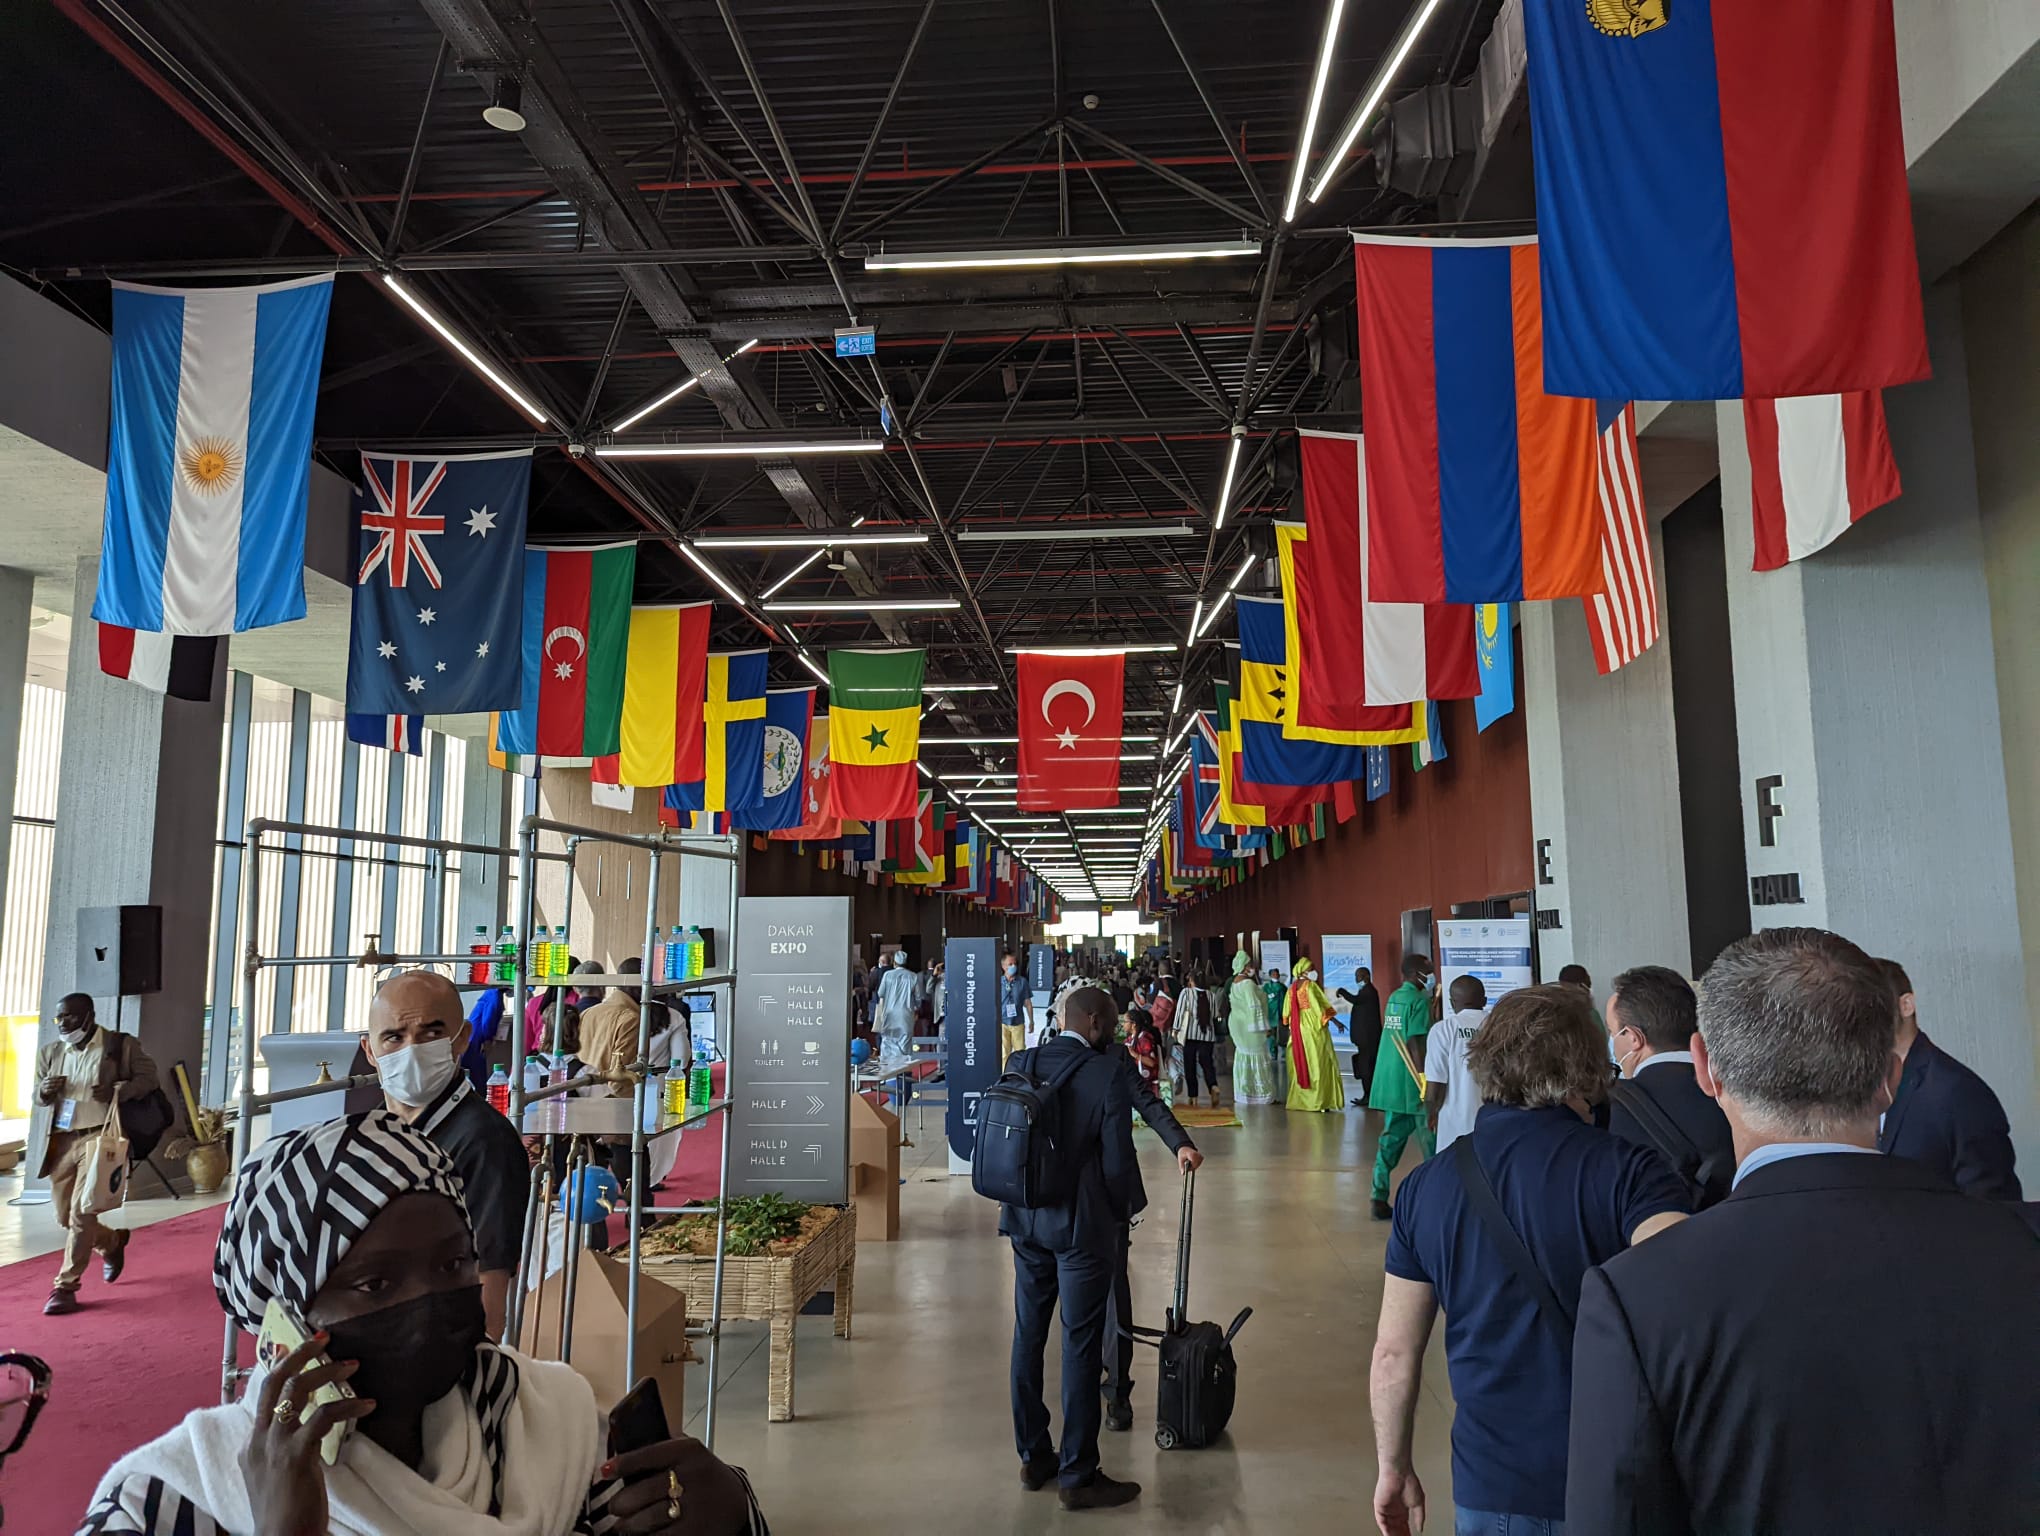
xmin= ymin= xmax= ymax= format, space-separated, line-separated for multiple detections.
xmin=607 ymin=1376 xmax=669 ymax=1457
xmin=255 ymin=1298 xmax=355 ymax=1465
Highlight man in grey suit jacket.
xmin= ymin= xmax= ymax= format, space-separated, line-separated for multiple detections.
xmin=1569 ymin=929 xmax=2040 ymax=1535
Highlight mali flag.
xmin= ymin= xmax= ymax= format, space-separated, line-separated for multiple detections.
xmin=496 ymin=542 xmax=635 ymax=757
xmin=1353 ymin=235 xmax=1601 ymax=605
xmin=617 ymin=601 xmax=711 ymax=787
xmin=827 ymin=648 xmax=923 ymax=820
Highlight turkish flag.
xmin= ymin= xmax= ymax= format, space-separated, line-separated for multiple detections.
xmin=1017 ymin=651 xmax=1126 ymax=811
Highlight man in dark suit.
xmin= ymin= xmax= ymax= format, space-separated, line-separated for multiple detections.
xmin=1604 ymin=965 xmax=1736 ymax=1208
xmin=1338 ymin=966 xmax=1383 ymax=1102
xmin=1569 ymin=928 xmax=2040 ymax=1535
xmin=1874 ymin=957 xmax=2022 ymax=1200
xmin=1000 ymin=988 xmax=1144 ymax=1510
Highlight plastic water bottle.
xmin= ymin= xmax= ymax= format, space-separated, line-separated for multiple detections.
xmin=552 ymin=923 xmax=571 ymax=979
xmin=688 ymin=1038 xmax=712 ymax=1107
xmin=468 ymin=925 xmax=492 ymax=986
xmin=685 ymin=924 xmax=704 ymax=980
xmin=651 ymin=930 xmax=666 ymax=982
xmin=486 ymin=1064 xmax=511 ymax=1114
xmin=665 ymin=926 xmax=685 ymax=983
xmin=495 ymin=925 xmax=518 ymax=983
xmin=665 ymin=1057 xmax=688 ymax=1116
xmin=521 ymin=1057 xmax=543 ymax=1098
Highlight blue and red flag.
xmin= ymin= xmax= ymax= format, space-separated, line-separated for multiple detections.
xmin=347 ymin=713 xmax=423 ymax=756
xmin=1522 ymin=0 xmax=1927 ymax=402
xmin=1352 ymin=235 xmax=1603 ymax=605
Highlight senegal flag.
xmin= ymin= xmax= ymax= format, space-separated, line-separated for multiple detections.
xmin=828 ymin=647 xmax=922 ymax=820
xmin=496 ymin=542 xmax=635 ymax=757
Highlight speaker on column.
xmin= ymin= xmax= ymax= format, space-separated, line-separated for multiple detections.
xmin=75 ymin=905 xmax=164 ymax=996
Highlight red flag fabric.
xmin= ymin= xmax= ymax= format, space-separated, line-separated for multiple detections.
xmin=1744 ymin=390 xmax=1902 ymax=572
xmin=1017 ymin=650 xmax=1126 ymax=810
xmin=773 ymin=712 xmax=841 ymax=841
xmin=1295 ymin=431 xmax=1478 ymax=709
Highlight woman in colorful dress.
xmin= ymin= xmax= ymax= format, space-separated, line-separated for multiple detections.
xmin=1226 ymin=951 xmax=1276 ymax=1105
xmin=1284 ymin=958 xmax=1346 ymax=1113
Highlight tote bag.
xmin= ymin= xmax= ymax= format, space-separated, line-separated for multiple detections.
xmin=79 ymin=1116 xmax=130 ymax=1215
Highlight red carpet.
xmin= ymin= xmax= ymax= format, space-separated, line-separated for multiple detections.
xmin=0 ymin=1206 xmax=246 ymax=1536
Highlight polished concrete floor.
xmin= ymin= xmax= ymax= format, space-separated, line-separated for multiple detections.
xmin=689 ymin=1099 xmax=1457 ymax=1533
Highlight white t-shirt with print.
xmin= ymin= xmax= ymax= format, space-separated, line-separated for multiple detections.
xmin=1423 ymin=1006 xmax=1489 ymax=1152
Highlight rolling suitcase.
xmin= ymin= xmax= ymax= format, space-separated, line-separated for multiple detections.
xmin=1131 ymin=1169 xmax=1252 ymax=1449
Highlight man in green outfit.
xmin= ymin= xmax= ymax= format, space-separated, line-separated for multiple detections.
xmin=1369 ymin=952 xmax=1436 ymax=1219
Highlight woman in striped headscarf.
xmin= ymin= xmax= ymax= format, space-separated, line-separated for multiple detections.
xmin=78 ymin=1110 xmax=766 ymax=1536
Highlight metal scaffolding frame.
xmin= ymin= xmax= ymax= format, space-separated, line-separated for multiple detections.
xmin=506 ymin=814 xmax=742 ymax=1449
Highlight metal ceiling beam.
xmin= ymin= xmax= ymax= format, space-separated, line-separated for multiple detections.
xmin=1149 ymin=0 xmax=1272 ymax=222
xmin=829 ymin=0 xmax=940 ymax=244
xmin=1060 ymin=116 xmax=1264 ymax=231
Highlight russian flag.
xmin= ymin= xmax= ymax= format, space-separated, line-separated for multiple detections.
xmin=93 ymin=275 xmax=332 ymax=635
xmin=1353 ymin=235 xmax=1603 ymax=606
xmin=1523 ymin=0 xmax=1927 ymax=402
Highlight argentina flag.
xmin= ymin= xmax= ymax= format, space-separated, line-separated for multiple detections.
xmin=93 ymin=275 xmax=333 ymax=635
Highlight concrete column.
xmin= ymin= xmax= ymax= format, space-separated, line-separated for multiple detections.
xmin=0 ymin=566 xmax=34 ymax=923
xmin=1521 ymin=581 xmax=1691 ymax=986
xmin=453 ymin=739 xmax=512 ymax=950
xmin=1720 ymin=279 xmax=2035 ymax=1165
xmin=41 ymin=555 xmax=226 ymax=1111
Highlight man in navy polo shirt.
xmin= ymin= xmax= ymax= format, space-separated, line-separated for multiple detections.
xmin=1368 ymin=984 xmax=1689 ymax=1536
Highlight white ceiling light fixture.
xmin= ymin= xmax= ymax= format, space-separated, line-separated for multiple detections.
xmin=1284 ymin=0 xmax=1351 ymax=223
xmin=922 ymin=735 xmax=1021 ymax=745
xmin=761 ymin=548 xmax=828 ymax=601
xmin=1193 ymin=589 xmax=1234 ymax=640
xmin=694 ymin=531 xmax=929 ymax=549
xmin=596 ymin=439 xmax=886 ymax=460
xmin=1307 ymin=0 xmax=1449 ymax=208
xmin=678 ymin=543 xmax=750 ymax=607
xmin=482 ymin=75 xmax=526 ymax=133
xmin=1184 ymin=599 xmax=1204 ymax=653
xmin=381 ymin=274 xmax=549 ymax=425
xmin=795 ymin=649 xmax=830 ymax=686
xmin=924 ymin=681 xmax=1000 ymax=693
xmin=610 ymin=339 xmax=760 ymax=433
xmin=762 ymin=599 xmax=961 ymax=614
xmin=1004 ymin=644 xmax=1178 ymax=657
xmin=1228 ymin=549 xmax=1258 ymax=590
xmin=1213 ymin=425 xmax=1246 ymax=529
xmin=865 ymin=239 xmax=1260 ymax=272
xmin=955 ymin=523 xmax=1197 ymax=543
xmin=1171 ymin=680 xmax=1184 ymax=713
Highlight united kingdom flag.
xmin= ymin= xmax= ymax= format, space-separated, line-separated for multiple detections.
xmin=344 ymin=449 xmax=531 ymax=716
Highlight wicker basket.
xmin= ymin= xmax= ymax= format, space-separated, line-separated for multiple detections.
xmin=642 ymin=1203 xmax=857 ymax=1421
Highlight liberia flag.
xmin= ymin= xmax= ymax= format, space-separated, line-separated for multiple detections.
xmin=496 ymin=542 xmax=636 ymax=758
xmin=1743 ymin=390 xmax=1901 ymax=572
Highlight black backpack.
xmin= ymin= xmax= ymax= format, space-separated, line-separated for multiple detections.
xmin=1607 ymin=1077 xmax=1718 ymax=1210
xmin=970 ymin=1045 xmax=1093 ymax=1208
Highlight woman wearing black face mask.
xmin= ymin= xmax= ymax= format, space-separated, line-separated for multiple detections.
xmin=78 ymin=1110 xmax=769 ymax=1536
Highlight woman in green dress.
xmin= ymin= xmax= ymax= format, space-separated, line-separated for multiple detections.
xmin=1284 ymin=959 xmax=1346 ymax=1113
xmin=1226 ymin=951 xmax=1275 ymax=1104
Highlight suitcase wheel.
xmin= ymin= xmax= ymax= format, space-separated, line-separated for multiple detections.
xmin=1154 ymin=1424 xmax=1177 ymax=1450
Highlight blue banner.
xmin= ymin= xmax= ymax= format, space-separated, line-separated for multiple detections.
xmin=943 ymin=936 xmax=1000 ymax=1169
xmin=1475 ymin=604 xmax=1515 ymax=732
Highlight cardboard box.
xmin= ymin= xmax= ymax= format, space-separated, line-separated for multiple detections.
xmin=517 ymin=1249 xmax=689 ymax=1416
xmin=848 ymin=1092 xmax=900 ymax=1241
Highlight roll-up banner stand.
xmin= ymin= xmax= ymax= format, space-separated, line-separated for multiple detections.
xmin=944 ymin=935 xmax=999 ymax=1174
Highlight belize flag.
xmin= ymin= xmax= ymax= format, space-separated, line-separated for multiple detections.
xmin=495 ymin=542 xmax=637 ymax=757
xmin=729 ymin=686 xmax=814 ymax=833
xmin=94 ymin=275 xmax=333 ymax=635
xmin=1352 ymin=235 xmax=1603 ymax=606
xmin=1523 ymin=0 xmax=1927 ymax=402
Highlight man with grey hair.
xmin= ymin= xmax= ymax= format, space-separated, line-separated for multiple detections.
xmin=1567 ymin=928 xmax=2040 ymax=1535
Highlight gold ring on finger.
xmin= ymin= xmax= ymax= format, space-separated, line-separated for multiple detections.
xmin=666 ymin=1469 xmax=684 ymax=1518
xmin=273 ymin=1400 xmax=299 ymax=1427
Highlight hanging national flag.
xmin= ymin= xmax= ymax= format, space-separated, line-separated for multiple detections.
xmin=1353 ymin=235 xmax=1603 ymax=605
xmin=617 ymin=601 xmax=711 ymax=787
xmin=661 ymin=786 xmax=727 ymax=834
xmin=774 ymin=712 xmax=841 ymax=841
xmin=93 ymin=276 xmax=332 ymax=636
xmin=1238 ymin=596 xmax=1422 ymax=788
xmin=1365 ymin=745 xmax=1391 ymax=803
xmin=1522 ymin=0 xmax=1926 ymax=402
xmin=1017 ymin=650 xmax=1126 ymax=809
xmin=700 ymin=650 xmax=769 ymax=813
xmin=1744 ymin=390 xmax=1902 ymax=572
xmin=1190 ymin=712 xmax=1230 ymax=851
xmin=1295 ymin=432 xmax=1477 ymax=708
xmin=495 ymin=542 xmax=636 ymax=757
xmin=729 ymin=686 xmax=814 ymax=832
xmin=1474 ymin=606 xmax=1515 ymax=731
xmin=347 ymin=713 xmax=423 ymax=755
xmin=1216 ymin=678 xmax=1331 ymax=824
xmin=1581 ymin=403 xmax=1661 ymax=676
xmin=96 ymin=621 xmax=217 ymax=702
xmin=1412 ymin=704 xmax=1448 ymax=772
xmin=827 ymin=648 xmax=924 ymax=820
xmin=346 ymin=451 xmax=531 ymax=716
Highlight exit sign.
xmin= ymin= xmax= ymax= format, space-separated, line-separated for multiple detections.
xmin=834 ymin=326 xmax=876 ymax=358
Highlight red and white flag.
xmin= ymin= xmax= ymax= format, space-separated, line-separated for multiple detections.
xmin=1016 ymin=650 xmax=1125 ymax=810
xmin=97 ymin=620 xmax=217 ymax=701
xmin=1582 ymin=404 xmax=1660 ymax=676
xmin=1298 ymin=430 xmax=1477 ymax=709
xmin=1744 ymin=390 xmax=1902 ymax=572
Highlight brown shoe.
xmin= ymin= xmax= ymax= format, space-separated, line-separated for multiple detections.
xmin=43 ymin=1288 xmax=79 ymax=1316
xmin=102 ymin=1227 xmax=130 ymax=1283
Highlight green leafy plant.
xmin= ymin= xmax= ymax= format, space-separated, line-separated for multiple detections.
xmin=712 ymin=1193 xmax=812 ymax=1256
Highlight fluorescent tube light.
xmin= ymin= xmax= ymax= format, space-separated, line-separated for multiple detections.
xmin=678 ymin=544 xmax=749 ymax=607
xmin=381 ymin=274 xmax=548 ymax=425
xmin=1228 ymin=549 xmax=1257 ymax=590
xmin=1214 ymin=427 xmax=1245 ymax=529
xmin=694 ymin=532 xmax=929 ymax=549
xmin=922 ymin=735 xmax=1020 ymax=745
xmin=795 ymin=649 xmax=830 ymax=685
xmin=866 ymin=240 xmax=1259 ymax=272
xmin=1194 ymin=590 xmax=1234 ymax=639
xmin=611 ymin=338 xmax=761 ymax=432
xmin=1284 ymin=0 xmax=1351 ymax=223
xmin=1004 ymin=644 xmax=1179 ymax=656
xmin=924 ymin=682 xmax=1000 ymax=693
xmin=762 ymin=599 xmax=960 ymax=613
xmin=1308 ymin=0 xmax=1448 ymax=207
xmin=1172 ymin=681 xmax=1184 ymax=712
xmin=762 ymin=548 xmax=828 ymax=600
xmin=596 ymin=439 xmax=886 ymax=459
xmin=956 ymin=523 xmax=1197 ymax=543
xmin=1186 ymin=600 xmax=1204 ymax=651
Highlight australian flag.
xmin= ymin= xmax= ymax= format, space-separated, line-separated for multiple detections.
xmin=345 ymin=450 xmax=530 ymax=715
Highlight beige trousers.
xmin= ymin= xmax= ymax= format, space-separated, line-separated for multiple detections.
xmin=47 ymin=1129 xmax=122 ymax=1291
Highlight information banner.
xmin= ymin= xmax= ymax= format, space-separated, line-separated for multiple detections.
xmin=1435 ymin=916 xmax=1534 ymax=1003
xmin=1027 ymin=942 xmax=1056 ymax=1046
xmin=726 ymin=895 xmax=851 ymax=1201
xmin=1259 ymin=938 xmax=1292 ymax=986
xmin=944 ymin=936 xmax=999 ymax=1173
xmin=1318 ymin=933 xmax=1374 ymax=1044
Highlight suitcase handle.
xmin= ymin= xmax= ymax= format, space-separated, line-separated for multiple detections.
xmin=1171 ymin=1166 xmax=1194 ymax=1326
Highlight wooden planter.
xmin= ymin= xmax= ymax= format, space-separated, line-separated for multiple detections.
xmin=642 ymin=1204 xmax=856 ymax=1422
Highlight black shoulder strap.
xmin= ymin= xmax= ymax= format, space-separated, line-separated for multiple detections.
xmin=1452 ymin=1135 xmax=1576 ymax=1338
xmin=1608 ymin=1077 xmax=1700 ymax=1171
xmin=1041 ymin=1045 xmax=1093 ymax=1095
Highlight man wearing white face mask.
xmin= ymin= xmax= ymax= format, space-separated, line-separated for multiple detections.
xmin=363 ymin=970 xmax=530 ymax=1336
